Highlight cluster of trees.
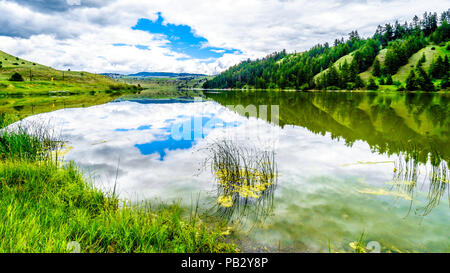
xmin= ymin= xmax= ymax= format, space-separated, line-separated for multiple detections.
xmin=204 ymin=10 xmax=450 ymax=90
xmin=430 ymin=55 xmax=449 ymax=78
xmin=203 ymin=34 xmax=367 ymax=90
xmin=9 ymin=72 xmax=24 ymax=82
xmin=315 ymin=39 xmax=380 ymax=90
xmin=404 ymin=55 xmax=433 ymax=90
xmin=383 ymin=33 xmax=427 ymax=75
xmin=429 ymin=55 xmax=450 ymax=89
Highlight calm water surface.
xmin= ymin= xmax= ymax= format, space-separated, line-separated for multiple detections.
xmin=12 ymin=91 xmax=450 ymax=252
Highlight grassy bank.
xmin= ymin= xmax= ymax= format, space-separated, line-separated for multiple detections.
xmin=0 ymin=115 xmax=236 ymax=253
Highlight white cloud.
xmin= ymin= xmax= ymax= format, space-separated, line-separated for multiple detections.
xmin=0 ymin=0 xmax=448 ymax=74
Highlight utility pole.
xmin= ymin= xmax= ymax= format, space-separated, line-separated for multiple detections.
xmin=62 ymin=71 xmax=65 ymax=81
xmin=29 ymin=68 xmax=32 ymax=81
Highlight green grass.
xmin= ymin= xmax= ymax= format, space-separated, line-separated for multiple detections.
xmin=313 ymin=42 xmax=449 ymax=88
xmin=392 ymin=44 xmax=448 ymax=83
xmin=0 ymin=116 xmax=237 ymax=253
xmin=313 ymin=53 xmax=354 ymax=81
xmin=0 ymin=50 xmax=140 ymax=94
xmin=360 ymin=49 xmax=388 ymax=82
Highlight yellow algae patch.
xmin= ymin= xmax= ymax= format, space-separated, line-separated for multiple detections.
xmin=358 ymin=188 xmax=412 ymax=201
xmin=51 ymin=144 xmax=73 ymax=158
xmin=342 ymin=161 xmax=395 ymax=167
xmin=217 ymin=195 xmax=233 ymax=208
xmin=386 ymin=180 xmax=417 ymax=186
xmin=215 ymin=168 xmax=275 ymax=200
xmin=220 ymin=227 xmax=233 ymax=236
xmin=349 ymin=242 xmax=367 ymax=253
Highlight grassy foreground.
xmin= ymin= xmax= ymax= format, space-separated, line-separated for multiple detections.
xmin=0 ymin=115 xmax=236 ymax=253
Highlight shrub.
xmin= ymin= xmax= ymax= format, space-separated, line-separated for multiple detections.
xmin=12 ymin=63 xmax=19 ymax=66
xmin=326 ymin=86 xmax=341 ymax=90
xmin=367 ymin=78 xmax=378 ymax=90
xmin=385 ymin=74 xmax=393 ymax=85
xmin=440 ymin=75 xmax=449 ymax=89
xmin=9 ymin=72 xmax=24 ymax=82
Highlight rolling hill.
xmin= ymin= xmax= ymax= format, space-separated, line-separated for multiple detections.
xmin=0 ymin=50 xmax=138 ymax=94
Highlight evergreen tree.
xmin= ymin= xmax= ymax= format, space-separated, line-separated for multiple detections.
xmin=9 ymin=72 xmax=24 ymax=82
xmin=416 ymin=66 xmax=434 ymax=90
xmin=385 ymin=74 xmax=393 ymax=85
xmin=367 ymin=78 xmax=379 ymax=90
xmin=406 ymin=70 xmax=417 ymax=90
xmin=430 ymin=56 xmax=447 ymax=78
xmin=419 ymin=53 xmax=426 ymax=64
xmin=372 ymin=58 xmax=381 ymax=77
xmin=441 ymin=74 xmax=449 ymax=89
xmin=354 ymin=75 xmax=365 ymax=89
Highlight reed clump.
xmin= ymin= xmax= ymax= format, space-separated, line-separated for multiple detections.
xmin=205 ymin=139 xmax=277 ymax=222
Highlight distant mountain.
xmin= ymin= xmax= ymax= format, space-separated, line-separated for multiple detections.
xmin=101 ymin=72 xmax=207 ymax=79
xmin=128 ymin=72 xmax=207 ymax=78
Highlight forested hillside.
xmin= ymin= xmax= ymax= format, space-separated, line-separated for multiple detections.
xmin=204 ymin=10 xmax=450 ymax=91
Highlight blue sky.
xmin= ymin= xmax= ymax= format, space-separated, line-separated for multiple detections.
xmin=130 ymin=12 xmax=241 ymax=60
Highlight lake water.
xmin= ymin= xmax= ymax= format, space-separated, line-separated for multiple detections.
xmin=10 ymin=91 xmax=450 ymax=252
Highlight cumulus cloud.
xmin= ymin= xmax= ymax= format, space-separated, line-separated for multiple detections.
xmin=0 ymin=0 xmax=448 ymax=74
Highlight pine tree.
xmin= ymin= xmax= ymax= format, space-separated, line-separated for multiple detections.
xmin=372 ymin=58 xmax=381 ymax=77
xmin=9 ymin=72 xmax=24 ymax=82
xmin=416 ymin=66 xmax=434 ymax=91
xmin=441 ymin=74 xmax=449 ymax=89
xmin=385 ymin=74 xmax=393 ymax=85
xmin=354 ymin=75 xmax=365 ymax=89
xmin=406 ymin=70 xmax=417 ymax=90
xmin=430 ymin=56 xmax=445 ymax=78
xmin=367 ymin=78 xmax=379 ymax=90
xmin=419 ymin=53 xmax=426 ymax=64
xmin=341 ymin=60 xmax=351 ymax=83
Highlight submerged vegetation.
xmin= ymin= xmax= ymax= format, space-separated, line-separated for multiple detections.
xmin=204 ymin=140 xmax=277 ymax=223
xmin=0 ymin=114 xmax=236 ymax=253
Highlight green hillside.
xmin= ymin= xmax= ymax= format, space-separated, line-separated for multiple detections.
xmin=0 ymin=50 xmax=138 ymax=94
xmin=360 ymin=49 xmax=388 ymax=82
xmin=204 ymin=10 xmax=450 ymax=91
xmin=313 ymin=53 xmax=354 ymax=81
xmin=393 ymin=44 xmax=446 ymax=82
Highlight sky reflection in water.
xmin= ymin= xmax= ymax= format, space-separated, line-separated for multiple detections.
xmin=14 ymin=97 xmax=450 ymax=253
